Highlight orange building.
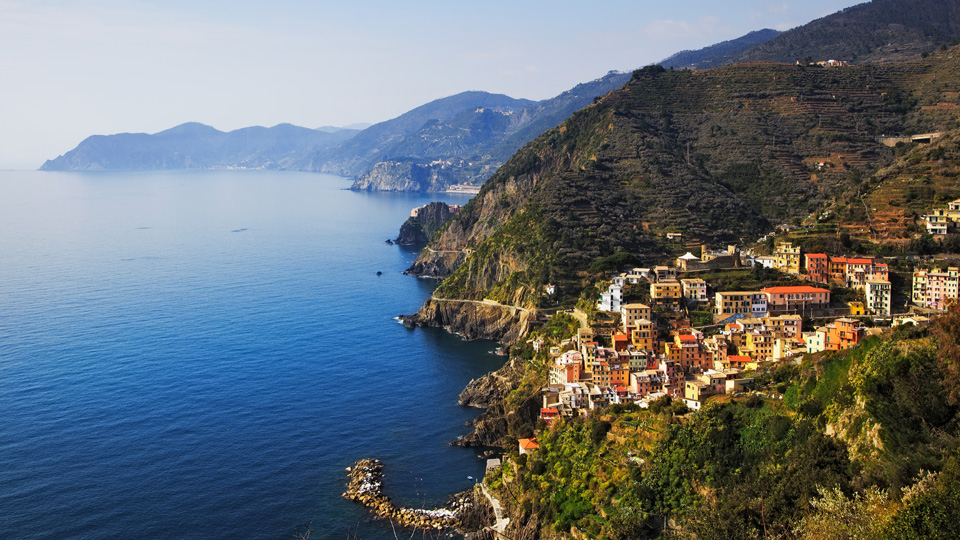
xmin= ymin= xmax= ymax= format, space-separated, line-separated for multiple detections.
xmin=664 ymin=332 xmax=708 ymax=371
xmin=805 ymin=253 xmax=829 ymax=284
xmin=827 ymin=318 xmax=863 ymax=350
xmin=612 ymin=333 xmax=629 ymax=352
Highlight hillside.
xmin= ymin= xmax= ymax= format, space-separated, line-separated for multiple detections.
xmin=734 ymin=0 xmax=960 ymax=65
xmin=483 ymin=319 xmax=960 ymax=539
xmin=346 ymin=72 xmax=632 ymax=192
xmin=658 ymin=29 xmax=782 ymax=70
xmin=781 ymin=127 xmax=960 ymax=254
xmin=404 ymin=48 xmax=960 ymax=336
xmin=39 ymin=123 xmax=358 ymax=171
xmin=752 ymin=45 xmax=960 ymax=254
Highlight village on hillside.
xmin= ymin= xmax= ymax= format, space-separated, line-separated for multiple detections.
xmin=522 ymin=236 xmax=960 ymax=450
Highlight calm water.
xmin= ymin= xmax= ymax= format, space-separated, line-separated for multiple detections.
xmin=0 ymin=170 xmax=503 ymax=540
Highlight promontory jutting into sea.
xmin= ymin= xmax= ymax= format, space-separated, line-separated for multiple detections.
xmin=5 ymin=0 xmax=960 ymax=538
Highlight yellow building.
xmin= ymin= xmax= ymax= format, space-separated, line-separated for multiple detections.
xmin=774 ymin=242 xmax=802 ymax=274
xmin=630 ymin=318 xmax=658 ymax=353
xmin=714 ymin=291 xmax=768 ymax=320
xmin=620 ymin=303 xmax=652 ymax=332
xmin=740 ymin=330 xmax=775 ymax=362
xmin=848 ymin=301 xmax=865 ymax=316
xmin=650 ymin=280 xmax=682 ymax=307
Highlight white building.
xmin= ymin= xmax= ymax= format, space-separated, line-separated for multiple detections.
xmin=598 ymin=283 xmax=624 ymax=312
xmin=865 ymin=279 xmax=892 ymax=316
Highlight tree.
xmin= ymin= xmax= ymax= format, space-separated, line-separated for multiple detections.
xmin=932 ymin=299 xmax=960 ymax=405
xmin=795 ymin=486 xmax=896 ymax=540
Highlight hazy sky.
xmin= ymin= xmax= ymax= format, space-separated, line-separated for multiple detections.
xmin=1 ymin=0 xmax=866 ymax=169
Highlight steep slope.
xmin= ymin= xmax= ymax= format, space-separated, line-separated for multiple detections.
xmin=820 ymin=127 xmax=960 ymax=247
xmin=405 ymin=51 xmax=960 ymax=338
xmin=734 ymin=0 xmax=960 ymax=65
xmin=659 ymin=29 xmax=782 ymax=70
xmin=40 ymin=122 xmax=357 ymax=171
xmin=347 ymin=72 xmax=631 ymax=191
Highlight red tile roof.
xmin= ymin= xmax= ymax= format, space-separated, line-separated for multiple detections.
xmin=762 ymin=286 xmax=830 ymax=294
xmin=519 ymin=438 xmax=539 ymax=450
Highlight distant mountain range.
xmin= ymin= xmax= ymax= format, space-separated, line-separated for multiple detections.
xmin=39 ymin=123 xmax=359 ymax=171
xmin=41 ymin=76 xmax=631 ymax=192
xmin=40 ymin=0 xmax=960 ymax=192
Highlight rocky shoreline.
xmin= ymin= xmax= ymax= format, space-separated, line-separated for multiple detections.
xmin=342 ymin=459 xmax=495 ymax=535
xmin=400 ymin=297 xmax=530 ymax=344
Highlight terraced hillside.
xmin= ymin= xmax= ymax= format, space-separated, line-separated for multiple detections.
xmin=735 ymin=0 xmax=960 ymax=65
xmin=409 ymin=48 xmax=960 ymax=313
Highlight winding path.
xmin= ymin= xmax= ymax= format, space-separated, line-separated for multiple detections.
xmin=479 ymin=482 xmax=509 ymax=535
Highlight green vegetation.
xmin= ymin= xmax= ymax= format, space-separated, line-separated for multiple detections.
xmin=735 ymin=0 xmax=960 ymax=65
xmin=420 ymin=46 xmax=960 ymax=309
xmin=492 ymin=308 xmax=960 ymax=538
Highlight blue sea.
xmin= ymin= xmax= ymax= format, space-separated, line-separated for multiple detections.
xmin=0 ymin=170 xmax=503 ymax=540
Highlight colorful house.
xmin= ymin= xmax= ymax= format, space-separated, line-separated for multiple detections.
xmin=762 ymin=286 xmax=830 ymax=313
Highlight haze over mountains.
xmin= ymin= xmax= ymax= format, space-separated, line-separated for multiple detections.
xmin=40 ymin=74 xmax=631 ymax=191
xmin=39 ymin=123 xmax=360 ymax=172
xmin=41 ymin=0 xmax=960 ymax=195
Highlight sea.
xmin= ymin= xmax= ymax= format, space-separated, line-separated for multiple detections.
xmin=0 ymin=170 xmax=505 ymax=540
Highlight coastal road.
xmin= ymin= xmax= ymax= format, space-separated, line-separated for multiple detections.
xmin=424 ymin=247 xmax=473 ymax=255
xmin=429 ymin=296 xmax=532 ymax=315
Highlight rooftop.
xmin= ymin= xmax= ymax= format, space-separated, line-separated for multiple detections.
xmin=762 ymin=286 xmax=829 ymax=294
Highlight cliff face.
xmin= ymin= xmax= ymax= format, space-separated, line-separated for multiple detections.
xmin=351 ymin=161 xmax=459 ymax=192
xmin=395 ymin=202 xmax=461 ymax=245
xmin=453 ymin=357 xmax=542 ymax=448
xmin=401 ymin=298 xmax=531 ymax=344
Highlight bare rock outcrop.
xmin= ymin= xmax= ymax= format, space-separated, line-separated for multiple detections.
xmin=400 ymin=298 xmax=530 ymax=345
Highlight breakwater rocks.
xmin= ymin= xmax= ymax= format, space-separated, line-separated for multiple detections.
xmin=342 ymin=459 xmax=480 ymax=532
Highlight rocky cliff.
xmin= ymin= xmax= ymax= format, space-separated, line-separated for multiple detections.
xmin=396 ymin=202 xmax=462 ymax=245
xmin=453 ymin=357 xmax=542 ymax=448
xmin=401 ymin=298 xmax=531 ymax=344
xmin=352 ymin=160 xmax=461 ymax=192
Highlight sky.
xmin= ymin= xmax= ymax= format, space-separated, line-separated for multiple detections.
xmin=0 ymin=0 xmax=866 ymax=169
